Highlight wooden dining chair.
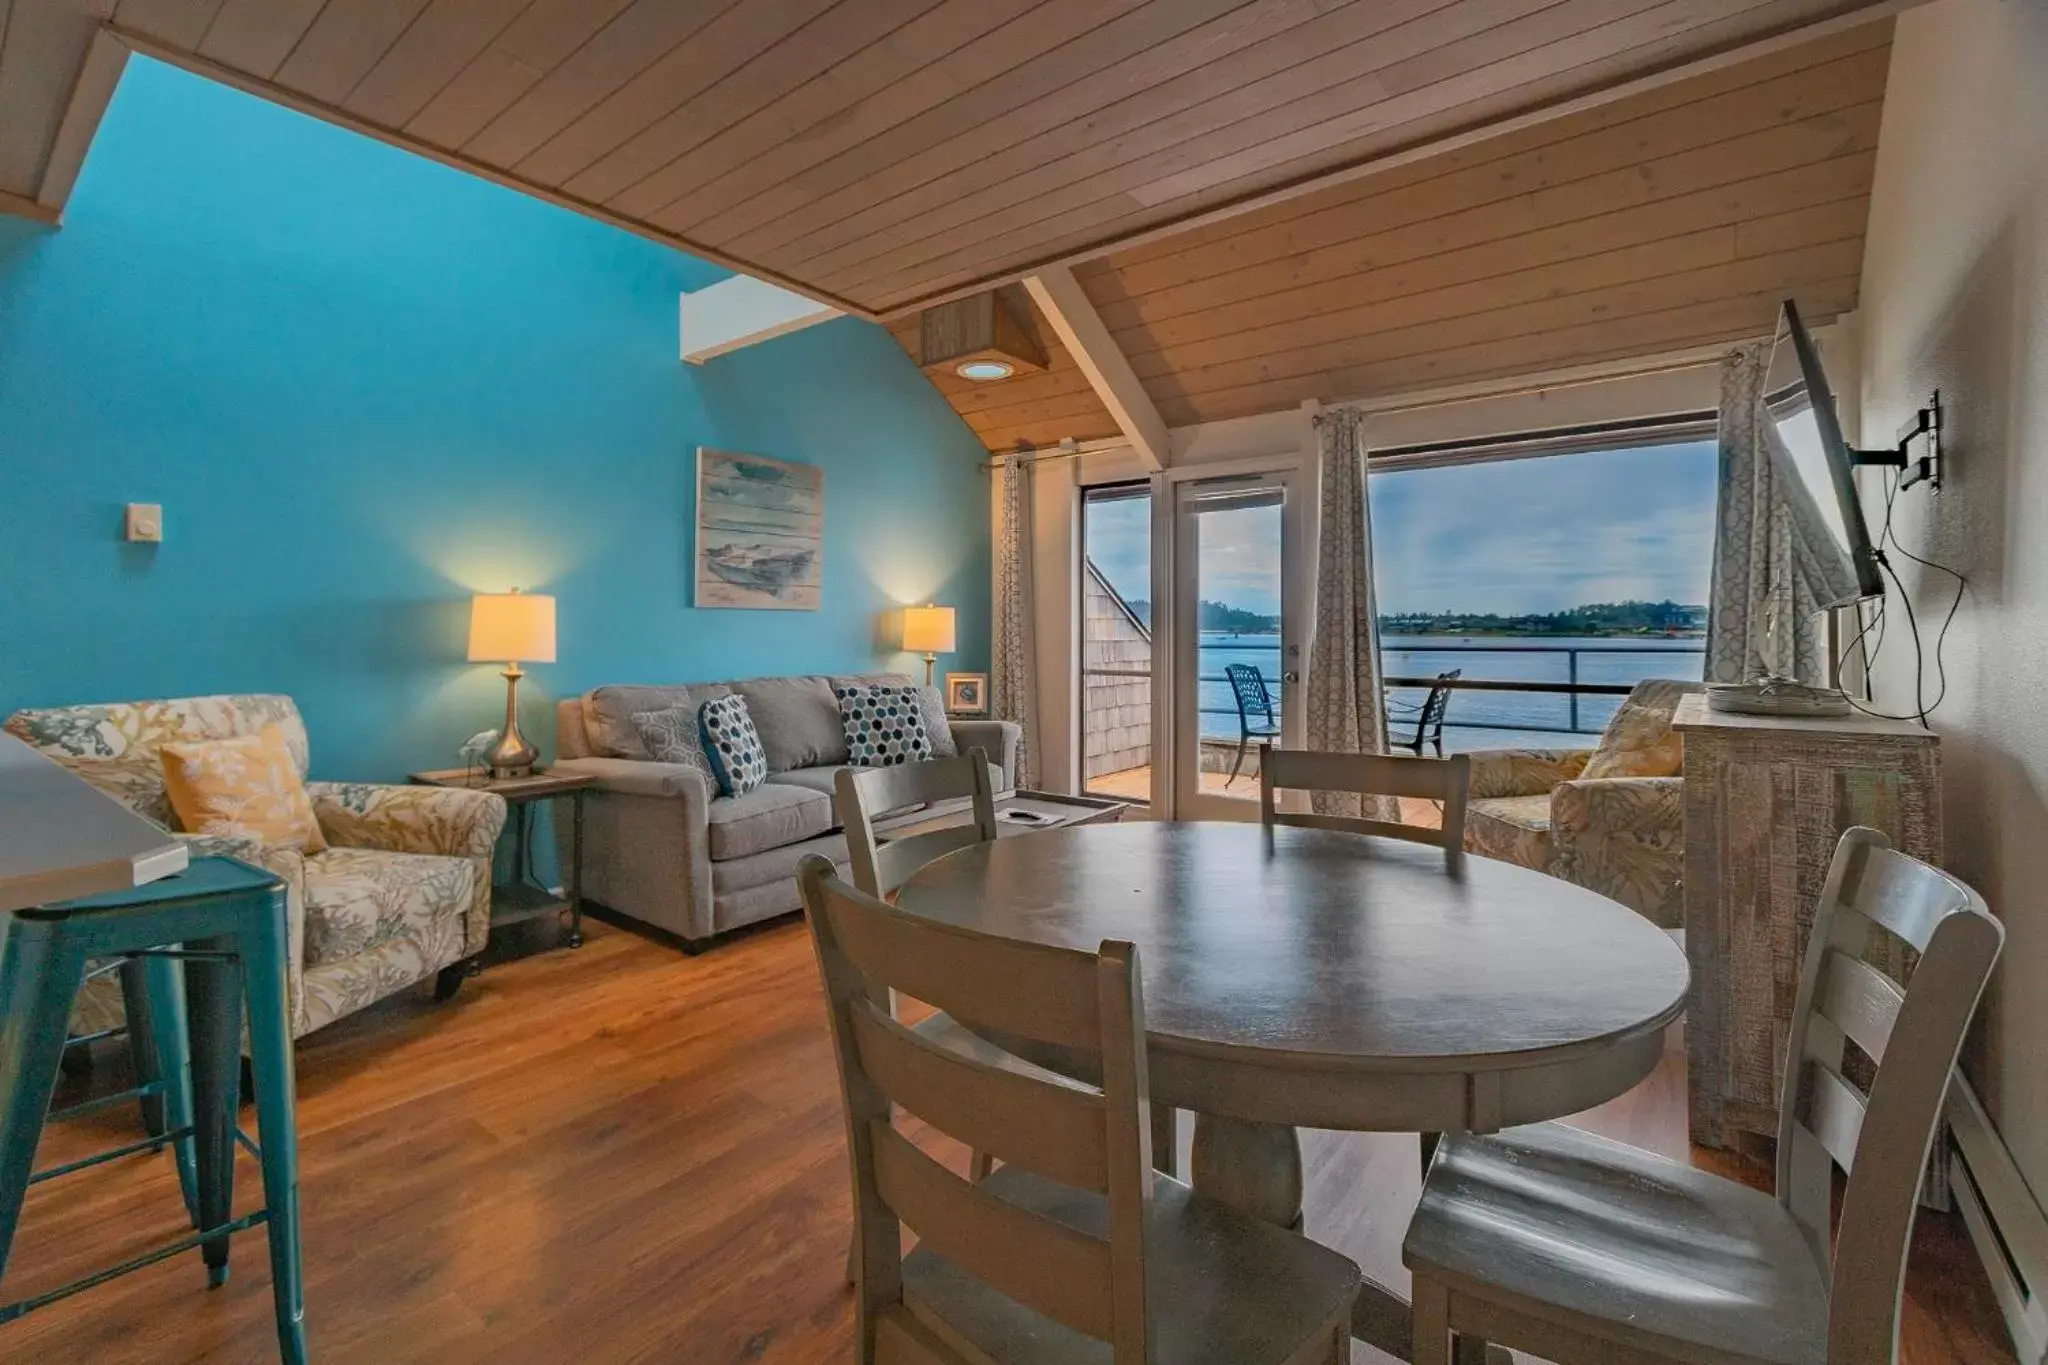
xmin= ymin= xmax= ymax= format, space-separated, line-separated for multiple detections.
xmin=834 ymin=753 xmax=1178 ymax=1186
xmin=836 ymin=749 xmax=998 ymax=902
xmin=797 ymin=856 xmax=1361 ymax=1365
xmin=1259 ymin=746 xmax=1470 ymax=870
xmin=1404 ymin=826 xmax=2004 ymax=1365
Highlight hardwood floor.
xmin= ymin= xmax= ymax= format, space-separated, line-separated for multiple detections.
xmin=7 ymin=915 xmax=2016 ymax=1364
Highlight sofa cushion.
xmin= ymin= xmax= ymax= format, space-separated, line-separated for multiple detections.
xmin=1465 ymin=794 xmax=1554 ymax=872
xmin=836 ymin=681 xmax=934 ymax=768
xmin=1581 ymin=678 xmax=1693 ymax=780
xmin=711 ymin=827 xmax=850 ymax=896
xmin=706 ymin=782 xmax=834 ymax=861
xmin=731 ymin=675 xmax=845 ymax=772
xmin=771 ymin=763 xmax=1004 ymax=822
xmin=833 ymin=673 xmax=957 ymax=758
xmin=700 ymin=695 xmax=769 ymax=797
xmin=161 ymin=724 xmax=328 ymax=854
xmin=586 ymin=683 xmax=732 ymax=760
xmin=302 ymin=846 xmax=474 ymax=968
xmin=629 ymin=704 xmax=715 ymax=782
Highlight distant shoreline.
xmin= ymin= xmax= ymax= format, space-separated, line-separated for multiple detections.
xmin=1199 ymin=628 xmax=1707 ymax=640
xmin=1385 ymin=628 xmax=1707 ymax=639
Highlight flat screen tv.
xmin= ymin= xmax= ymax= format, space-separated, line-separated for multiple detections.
xmin=1759 ymin=299 xmax=1886 ymax=606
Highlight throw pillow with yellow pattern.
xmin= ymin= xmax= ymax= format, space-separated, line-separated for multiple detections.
xmin=160 ymin=723 xmax=327 ymax=853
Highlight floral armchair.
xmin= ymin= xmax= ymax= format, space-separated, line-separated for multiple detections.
xmin=1461 ymin=679 xmax=1702 ymax=928
xmin=5 ymin=694 xmax=507 ymax=1040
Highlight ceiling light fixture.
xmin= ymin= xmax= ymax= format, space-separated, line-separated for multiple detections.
xmin=955 ymin=359 xmax=1015 ymax=382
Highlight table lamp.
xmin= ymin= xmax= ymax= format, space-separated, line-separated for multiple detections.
xmin=468 ymin=589 xmax=556 ymax=777
xmin=901 ymin=603 xmax=956 ymax=686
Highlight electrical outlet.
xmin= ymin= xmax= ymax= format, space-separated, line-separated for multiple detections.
xmin=125 ymin=503 xmax=162 ymax=543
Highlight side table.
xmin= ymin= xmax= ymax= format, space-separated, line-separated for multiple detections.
xmin=410 ymin=769 xmax=593 ymax=973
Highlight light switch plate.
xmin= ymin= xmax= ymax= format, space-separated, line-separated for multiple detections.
xmin=125 ymin=503 xmax=162 ymax=543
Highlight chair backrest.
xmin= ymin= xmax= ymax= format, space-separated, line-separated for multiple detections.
xmin=1259 ymin=747 xmax=1469 ymax=868
xmin=798 ymin=857 xmax=1156 ymax=1360
xmin=1225 ymin=663 xmax=1276 ymax=726
xmin=1412 ymin=669 xmax=1461 ymax=749
xmin=3 ymin=694 xmax=311 ymax=823
xmin=835 ymin=750 xmax=997 ymax=898
xmin=1772 ymin=828 xmax=2003 ymax=1362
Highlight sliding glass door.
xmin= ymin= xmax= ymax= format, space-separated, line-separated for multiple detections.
xmin=1170 ymin=470 xmax=1303 ymax=820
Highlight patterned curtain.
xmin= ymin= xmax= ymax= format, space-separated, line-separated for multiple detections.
xmin=1706 ymin=343 xmax=1859 ymax=683
xmin=992 ymin=454 xmax=1038 ymax=787
xmin=1305 ymin=407 xmax=1396 ymax=820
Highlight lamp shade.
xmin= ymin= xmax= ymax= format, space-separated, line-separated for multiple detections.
xmin=902 ymin=604 xmax=956 ymax=654
xmin=467 ymin=591 xmax=556 ymax=664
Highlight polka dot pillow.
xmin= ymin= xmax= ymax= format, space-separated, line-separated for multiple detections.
xmin=835 ymin=683 xmax=934 ymax=768
xmin=698 ymin=694 xmax=768 ymax=797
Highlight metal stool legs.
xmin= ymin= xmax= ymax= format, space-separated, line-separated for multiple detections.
xmin=119 ymin=954 xmax=200 ymax=1219
xmin=0 ymin=926 xmax=88 ymax=1281
xmin=0 ymin=859 xmax=305 ymax=1363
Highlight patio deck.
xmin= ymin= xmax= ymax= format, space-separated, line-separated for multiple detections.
xmin=1085 ymin=763 xmax=1445 ymax=829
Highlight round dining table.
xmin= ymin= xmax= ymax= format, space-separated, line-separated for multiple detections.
xmin=893 ymin=819 xmax=1691 ymax=1362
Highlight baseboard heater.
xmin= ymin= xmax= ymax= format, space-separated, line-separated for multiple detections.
xmin=1948 ymin=1071 xmax=2048 ymax=1362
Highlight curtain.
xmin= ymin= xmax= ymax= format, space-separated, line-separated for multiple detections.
xmin=992 ymin=453 xmax=1038 ymax=788
xmin=1304 ymin=407 xmax=1396 ymax=819
xmin=1706 ymin=342 xmax=1859 ymax=683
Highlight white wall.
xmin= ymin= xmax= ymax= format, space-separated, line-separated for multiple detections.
xmin=1855 ymin=0 xmax=2048 ymax=1190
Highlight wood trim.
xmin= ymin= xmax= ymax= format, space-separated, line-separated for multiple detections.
xmin=100 ymin=23 xmax=882 ymax=322
xmin=872 ymin=3 xmax=1913 ymax=318
xmin=1024 ymin=266 xmax=1167 ymax=471
xmin=36 ymin=26 xmax=129 ymax=211
xmin=0 ymin=186 xmax=61 ymax=224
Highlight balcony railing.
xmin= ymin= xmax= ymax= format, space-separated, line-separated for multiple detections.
xmin=1081 ymin=639 xmax=1707 ymax=758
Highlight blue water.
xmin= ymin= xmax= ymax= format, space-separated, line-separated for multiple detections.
xmin=1199 ymin=632 xmax=1706 ymax=750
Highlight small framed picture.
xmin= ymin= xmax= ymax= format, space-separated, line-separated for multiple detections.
xmin=945 ymin=672 xmax=988 ymax=715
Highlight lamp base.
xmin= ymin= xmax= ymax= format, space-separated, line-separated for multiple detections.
xmin=487 ymin=664 xmax=540 ymax=778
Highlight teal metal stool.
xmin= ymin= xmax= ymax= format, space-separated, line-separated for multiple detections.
xmin=0 ymin=857 xmax=306 ymax=1363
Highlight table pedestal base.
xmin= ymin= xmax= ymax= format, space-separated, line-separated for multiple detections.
xmin=1189 ymin=1115 xmax=1302 ymax=1229
xmin=1189 ymin=1112 xmax=1500 ymax=1365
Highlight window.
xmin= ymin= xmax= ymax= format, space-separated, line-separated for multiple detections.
xmin=1369 ymin=440 xmax=1715 ymax=751
xmin=1079 ymin=483 xmax=1153 ymax=801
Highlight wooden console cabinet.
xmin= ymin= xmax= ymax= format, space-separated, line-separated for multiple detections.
xmin=1674 ymin=695 xmax=1942 ymax=1149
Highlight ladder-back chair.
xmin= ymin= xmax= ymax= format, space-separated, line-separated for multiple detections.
xmin=1259 ymin=747 xmax=1470 ymax=871
xmin=1404 ymin=826 xmax=2004 ymax=1365
xmin=799 ymin=857 xmax=1360 ymax=1365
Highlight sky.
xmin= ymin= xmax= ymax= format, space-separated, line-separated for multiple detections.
xmin=1083 ymin=441 xmax=1719 ymax=618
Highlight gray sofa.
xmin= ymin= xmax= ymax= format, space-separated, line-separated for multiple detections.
xmin=553 ymin=673 xmax=1019 ymax=950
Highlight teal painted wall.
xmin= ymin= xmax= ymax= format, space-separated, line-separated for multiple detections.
xmin=0 ymin=60 xmax=991 ymax=785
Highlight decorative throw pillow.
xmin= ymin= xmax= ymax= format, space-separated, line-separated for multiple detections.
xmin=629 ymin=704 xmax=715 ymax=783
xmin=916 ymin=685 xmax=958 ymax=758
xmin=159 ymin=723 xmax=327 ymax=853
xmin=1580 ymin=679 xmax=1690 ymax=780
xmin=698 ymin=694 xmax=768 ymax=797
xmin=835 ymin=683 xmax=934 ymax=769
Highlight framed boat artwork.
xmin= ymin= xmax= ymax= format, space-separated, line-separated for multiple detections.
xmin=694 ymin=448 xmax=823 ymax=611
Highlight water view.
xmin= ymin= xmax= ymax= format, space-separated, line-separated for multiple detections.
xmin=1081 ymin=440 xmax=1719 ymax=788
xmin=1200 ymin=631 xmax=1706 ymax=749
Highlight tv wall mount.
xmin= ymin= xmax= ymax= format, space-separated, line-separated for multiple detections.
xmin=1851 ymin=390 xmax=1943 ymax=491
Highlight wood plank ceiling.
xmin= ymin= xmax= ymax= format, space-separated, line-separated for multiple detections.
xmin=904 ymin=18 xmax=1893 ymax=451
xmin=3 ymin=0 xmax=1903 ymax=324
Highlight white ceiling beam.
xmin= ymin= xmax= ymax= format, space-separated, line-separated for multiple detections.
xmin=1023 ymin=266 xmax=1167 ymax=472
xmin=37 ymin=28 xmax=129 ymax=215
xmin=680 ymin=274 xmax=842 ymax=363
